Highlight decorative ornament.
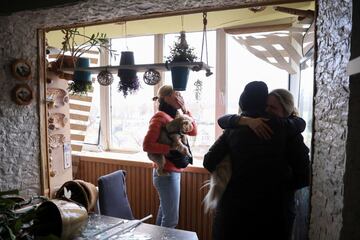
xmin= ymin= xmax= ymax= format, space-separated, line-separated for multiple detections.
xmin=97 ymin=69 xmax=114 ymax=86
xmin=143 ymin=69 xmax=161 ymax=85
xmin=49 ymin=134 xmax=65 ymax=149
xmin=47 ymin=88 xmax=67 ymax=108
xmin=194 ymin=79 xmax=203 ymax=101
xmin=48 ymin=113 xmax=68 ymax=130
xmin=11 ymin=83 xmax=33 ymax=105
xmin=11 ymin=59 xmax=32 ymax=81
xmin=64 ymin=187 xmax=72 ymax=199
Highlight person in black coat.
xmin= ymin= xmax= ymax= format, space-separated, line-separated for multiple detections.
xmin=217 ymin=88 xmax=310 ymax=240
xmin=203 ymin=81 xmax=305 ymax=240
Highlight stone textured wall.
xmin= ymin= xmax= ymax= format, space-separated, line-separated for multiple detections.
xmin=0 ymin=16 xmax=41 ymax=196
xmin=310 ymin=0 xmax=352 ymax=239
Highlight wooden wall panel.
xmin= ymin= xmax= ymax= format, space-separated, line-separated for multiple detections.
xmin=74 ymin=155 xmax=213 ymax=240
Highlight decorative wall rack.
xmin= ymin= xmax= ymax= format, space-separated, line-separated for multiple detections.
xmin=62 ymin=61 xmax=211 ymax=74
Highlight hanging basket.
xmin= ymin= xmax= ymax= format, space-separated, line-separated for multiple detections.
xmin=68 ymin=57 xmax=93 ymax=95
xmin=73 ymin=57 xmax=91 ymax=84
xmin=117 ymin=51 xmax=139 ymax=97
xmin=171 ymin=66 xmax=189 ymax=91
xmin=118 ymin=51 xmax=137 ymax=79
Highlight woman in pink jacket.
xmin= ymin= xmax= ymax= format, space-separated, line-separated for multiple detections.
xmin=143 ymin=85 xmax=197 ymax=228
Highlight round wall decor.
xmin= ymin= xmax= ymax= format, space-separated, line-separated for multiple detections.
xmin=143 ymin=69 xmax=161 ymax=85
xmin=11 ymin=59 xmax=32 ymax=81
xmin=11 ymin=83 xmax=34 ymax=105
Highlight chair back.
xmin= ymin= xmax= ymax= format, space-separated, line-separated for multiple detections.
xmin=97 ymin=170 xmax=134 ymax=220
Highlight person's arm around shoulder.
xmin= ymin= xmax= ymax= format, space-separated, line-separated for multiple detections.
xmin=274 ymin=115 xmax=306 ymax=136
xmin=217 ymin=114 xmax=242 ymax=129
xmin=218 ymin=114 xmax=273 ymax=139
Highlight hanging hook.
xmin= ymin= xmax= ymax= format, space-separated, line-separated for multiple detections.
xmin=203 ymin=12 xmax=207 ymax=27
xmin=181 ymin=15 xmax=185 ymax=32
xmin=124 ymin=21 xmax=129 ymax=50
xmin=82 ymin=27 xmax=86 ymax=44
xmin=200 ymin=12 xmax=213 ymax=77
xmin=200 ymin=12 xmax=208 ymax=63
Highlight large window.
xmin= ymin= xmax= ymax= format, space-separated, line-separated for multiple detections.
xmin=81 ymin=31 xmax=299 ymax=160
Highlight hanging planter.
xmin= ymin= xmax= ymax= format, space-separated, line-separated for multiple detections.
xmin=117 ymin=51 xmax=140 ymax=97
xmin=166 ymin=31 xmax=198 ymax=91
xmin=49 ymin=27 xmax=117 ymax=90
xmin=171 ymin=66 xmax=189 ymax=91
xmin=68 ymin=57 xmax=93 ymax=95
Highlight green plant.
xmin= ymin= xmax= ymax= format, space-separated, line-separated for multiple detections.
xmin=51 ymin=28 xmax=116 ymax=95
xmin=57 ymin=28 xmax=115 ymax=60
xmin=0 ymin=190 xmax=47 ymax=240
xmin=165 ymin=31 xmax=198 ymax=63
xmin=68 ymin=79 xmax=94 ymax=95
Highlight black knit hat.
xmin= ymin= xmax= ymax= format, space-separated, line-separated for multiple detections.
xmin=239 ymin=81 xmax=268 ymax=117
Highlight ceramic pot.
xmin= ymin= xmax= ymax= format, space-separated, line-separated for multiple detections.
xmin=118 ymin=51 xmax=137 ymax=80
xmin=171 ymin=66 xmax=189 ymax=91
xmin=34 ymin=199 xmax=88 ymax=240
xmin=73 ymin=57 xmax=92 ymax=83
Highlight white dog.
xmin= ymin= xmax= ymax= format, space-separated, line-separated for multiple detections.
xmin=202 ymin=155 xmax=232 ymax=213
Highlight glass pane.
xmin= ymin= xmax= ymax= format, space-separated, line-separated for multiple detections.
xmin=110 ymin=36 xmax=155 ymax=151
xmin=164 ymin=31 xmax=216 ymax=158
xmin=298 ymin=57 xmax=314 ymax=148
xmin=83 ymin=81 xmax=100 ymax=145
xmin=226 ymin=35 xmax=289 ymax=114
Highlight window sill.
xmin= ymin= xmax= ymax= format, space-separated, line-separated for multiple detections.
xmin=72 ymin=150 xmax=207 ymax=173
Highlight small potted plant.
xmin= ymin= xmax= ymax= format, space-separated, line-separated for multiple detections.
xmin=55 ymin=28 xmax=114 ymax=68
xmin=165 ymin=31 xmax=198 ymax=91
xmin=49 ymin=28 xmax=116 ymax=95
xmin=117 ymin=51 xmax=140 ymax=97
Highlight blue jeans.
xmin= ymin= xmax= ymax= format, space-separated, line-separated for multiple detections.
xmin=152 ymin=169 xmax=181 ymax=228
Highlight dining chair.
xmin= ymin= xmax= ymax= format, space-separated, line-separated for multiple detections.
xmin=97 ymin=170 xmax=134 ymax=220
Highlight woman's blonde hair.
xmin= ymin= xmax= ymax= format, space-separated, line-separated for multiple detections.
xmin=269 ymin=89 xmax=298 ymax=117
xmin=152 ymin=85 xmax=174 ymax=101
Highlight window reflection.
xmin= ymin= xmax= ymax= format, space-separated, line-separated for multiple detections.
xmin=298 ymin=56 xmax=314 ymax=149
